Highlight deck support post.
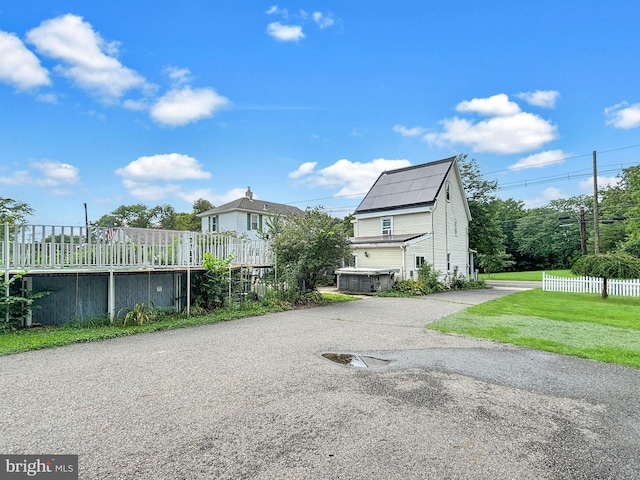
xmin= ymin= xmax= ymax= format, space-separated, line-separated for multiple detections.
xmin=108 ymin=269 xmax=115 ymax=322
xmin=186 ymin=266 xmax=191 ymax=317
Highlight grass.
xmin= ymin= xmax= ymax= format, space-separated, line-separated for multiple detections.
xmin=0 ymin=293 xmax=360 ymax=356
xmin=428 ymin=289 xmax=640 ymax=368
xmin=478 ymin=269 xmax=576 ymax=281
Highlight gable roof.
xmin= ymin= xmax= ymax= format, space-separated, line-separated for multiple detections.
xmin=354 ymin=157 xmax=456 ymax=215
xmin=198 ymin=197 xmax=304 ymax=217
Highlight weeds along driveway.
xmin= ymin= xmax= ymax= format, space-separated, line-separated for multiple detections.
xmin=1 ymin=289 xmax=639 ymax=479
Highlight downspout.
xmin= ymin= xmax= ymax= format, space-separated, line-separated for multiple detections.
xmin=401 ymin=244 xmax=407 ymax=280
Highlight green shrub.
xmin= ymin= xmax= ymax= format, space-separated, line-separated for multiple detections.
xmin=118 ymin=303 xmax=156 ymax=326
xmin=418 ymin=263 xmax=445 ymax=293
xmin=0 ymin=272 xmax=52 ymax=332
xmin=192 ymin=254 xmax=233 ymax=311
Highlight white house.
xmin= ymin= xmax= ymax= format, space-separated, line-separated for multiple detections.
xmin=197 ymin=187 xmax=304 ymax=241
xmin=347 ymin=157 xmax=472 ymax=281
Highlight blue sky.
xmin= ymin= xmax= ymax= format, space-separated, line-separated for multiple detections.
xmin=1 ymin=1 xmax=639 ymax=226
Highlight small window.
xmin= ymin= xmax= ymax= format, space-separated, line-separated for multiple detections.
xmin=446 ymin=182 xmax=451 ymax=202
xmin=381 ymin=217 xmax=392 ymax=235
xmin=251 ymin=214 xmax=259 ymax=230
xmin=447 ymin=253 xmax=451 ymax=271
xmin=209 ymin=215 xmax=218 ymax=233
xmin=415 ymin=256 xmax=425 ymax=269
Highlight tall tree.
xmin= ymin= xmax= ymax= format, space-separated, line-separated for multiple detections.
xmin=0 ymin=198 xmax=34 ymax=225
xmin=513 ymin=207 xmax=581 ymax=269
xmin=457 ymin=154 xmax=510 ymax=272
xmin=494 ymin=198 xmax=527 ymax=270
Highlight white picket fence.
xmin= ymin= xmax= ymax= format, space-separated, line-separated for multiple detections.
xmin=542 ymin=272 xmax=640 ymax=297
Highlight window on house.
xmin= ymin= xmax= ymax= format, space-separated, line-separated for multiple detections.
xmin=251 ymin=214 xmax=259 ymax=230
xmin=415 ymin=256 xmax=425 ymax=270
xmin=446 ymin=182 xmax=451 ymax=202
xmin=381 ymin=217 xmax=392 ymax=235
xmin=209 ymin=215 xmax=218 ymax=233
xmin=447 ymin=253 xmax=451 ymax=271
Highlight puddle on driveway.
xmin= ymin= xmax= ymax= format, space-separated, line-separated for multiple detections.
xmin=322 ymin=353 xmax=390 ymax=368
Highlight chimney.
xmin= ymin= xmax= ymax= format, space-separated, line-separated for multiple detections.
xmin=245 ymin=187 xmax=253 ymax=200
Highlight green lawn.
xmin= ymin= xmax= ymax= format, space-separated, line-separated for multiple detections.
xmin=478 ymin=269 xmax=576 ymax=281
xmin=428 ymin=289 xmax=640 ymax=368
xmin=0 ymin=293 xmax=360 ymax=356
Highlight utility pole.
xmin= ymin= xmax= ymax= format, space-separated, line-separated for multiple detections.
xmin=579 ymin=206 xmax=587 ymax=255
xmin=592 ymin=151 xmax=600 ymax=254
xmin=84 ymin=202 xmax=90 ymax=245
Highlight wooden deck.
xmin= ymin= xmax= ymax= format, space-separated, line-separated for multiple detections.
xmin=2 ymin=223 xmax=273 ymax=275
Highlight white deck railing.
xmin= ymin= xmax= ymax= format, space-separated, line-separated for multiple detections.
xmin=542 ymin=272 xmax=640 ymax=297
xmin=1 ymin=223 xmax=272 ymax=272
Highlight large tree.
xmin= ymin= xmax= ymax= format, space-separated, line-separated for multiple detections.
xmin=457 ymin=154 xmax=511 ymax=272
xmin=513 ymin=207 xmax=581 ymax=269
xmin=0 ymin=198 xmax=34 ymax=225
xmin=270 ymin=207 xmax=351 ymax=291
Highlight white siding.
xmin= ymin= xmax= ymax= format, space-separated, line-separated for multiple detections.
xmin=352 ymin=246 xmax=403 ymax=276
xmin=432 ymin=170 xmax=469 ymax=277
xmin=355 ymin=211 xmax=431 ymax=237
xmin=405 ymin=238 xmax=434 ymax=279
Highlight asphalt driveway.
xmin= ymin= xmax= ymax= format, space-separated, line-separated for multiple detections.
xmin=1 ymin=287 xmax=638 ymax=479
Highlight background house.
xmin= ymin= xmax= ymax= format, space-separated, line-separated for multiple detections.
xmin=197 ymin=187 xmax=304 ymax=241
xmin=345 ymin=157 xmax=472 ymax=284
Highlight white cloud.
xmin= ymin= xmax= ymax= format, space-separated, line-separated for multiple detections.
xmin=0 ymin=30 xmax=50 ymax=90
xmin=164 ymin=66 xmax=192 ymax=86
xmin=604 ymin=102 xmax=640 ymax=129
xmin=115 ymin=153 xmax=212 ymax=181
xmin=456 ymin=93 xmax=521 ymax=116
xmin=266 ymin=5 xmax=288 ymax=17
xmin=26 ymin=14 xmax=148 ymax=101
xmin=288 ymin=161 xmax=317 ymax=179
xmin=313 ymin=12 xmax=335 ymax=29
xmin=508 ymin=150 xmax=569 ymax=170
xmin=393 ymin=125 xmax=428 ymax=137
xmin=150 ymin=87 xmax=230 ymax=126
xmin=425 ymin=94 xmax=558 ymax=154
xmin=578 ymin=175 xmax=620 ymax=192
xmin=267 ymin=22 xmax=305 ymax=41
xmin=0 ymin=159 xmax=80 ymax=195
xmin=516 ymin=90 xmax=560 ymax=108
xmin=31 ymin=160 xmax=80 ymax=184
xmin=297 ymin=158 xmax=412 ymax=197
xmin=523 ymin=187 xmax=565 ymax=208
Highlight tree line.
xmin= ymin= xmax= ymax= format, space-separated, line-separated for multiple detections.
xmin=458 ymin=155 xmax=640 ymax=273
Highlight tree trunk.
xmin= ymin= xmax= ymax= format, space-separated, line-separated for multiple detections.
xmin=601 ymin=277 xmax=608 ymax=299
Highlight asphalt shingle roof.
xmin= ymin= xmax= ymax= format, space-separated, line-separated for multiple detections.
xmin=198 ymin=197 xmax=304 ymax=217
xmin=355 ymin=157 xmax=455 ymax=214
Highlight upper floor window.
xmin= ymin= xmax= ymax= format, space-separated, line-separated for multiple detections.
xmin=247 ymin=213 xmax=262 ymax=231
xmin=445 ymin=182 xmax=451 ymax=202
xmin=381 ymin=217 xmax=392 ymax=235
xmin=209 ymin=215 xmax=218 ymax=233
